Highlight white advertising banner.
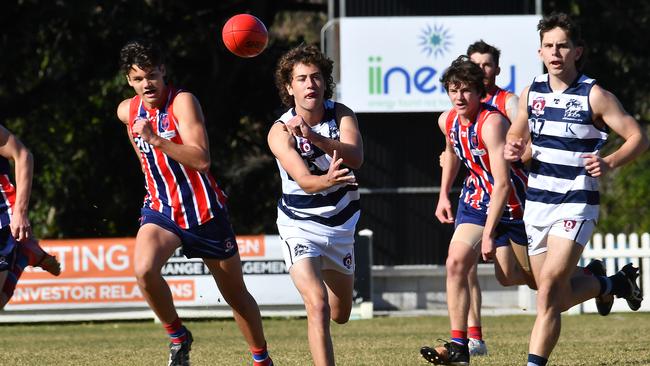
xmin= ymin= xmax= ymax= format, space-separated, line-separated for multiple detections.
xmin=338 ymin=15 xmax=542 ymax=112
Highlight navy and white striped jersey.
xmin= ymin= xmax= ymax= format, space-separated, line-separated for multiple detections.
xmin=525 ymin=74 xmax=608 ymax=225
xmin=274 ymin=100 xmax=361 ymax=236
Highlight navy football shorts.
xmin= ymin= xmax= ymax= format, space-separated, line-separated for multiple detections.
xmin=455 ymin=203 xmax=527 ymax=248
xmin=140 ymin=207 xmax=238 ymax=260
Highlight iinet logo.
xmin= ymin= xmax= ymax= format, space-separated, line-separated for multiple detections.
xmin=367 ymin=56 xmax=516 ymax=96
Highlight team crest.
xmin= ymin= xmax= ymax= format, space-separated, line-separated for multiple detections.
xmin=158 ymin=113 xmax=170 ymax=131
xmin=297 ymin=137 xmax=313 ymax=157
xmin=563 ymin=99 xmax=583 ymax=120
xmin=469 ymin=132 xmax=479 ymax=148
xmin=531 ymin=96 xmax=546 ymax=116
xmin=563 ymin=220 xmax=577 ymax=231
xmin=343 ymin=253 xmax=353 ymax=269
xmin=293 ymin=243 xmax=309 ymax=257
xmin=469 ymin=131 xmax=486 ymax=156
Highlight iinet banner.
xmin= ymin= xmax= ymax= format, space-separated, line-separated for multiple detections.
xmin=5 ymin=236 xmax=302 ymax=311
xmin=338 ymin=15 xmax=542 ymax=112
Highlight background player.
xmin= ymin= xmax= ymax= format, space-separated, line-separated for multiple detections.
xmin=117 ymin=39 xmax=272 ymax=366
xmin=268 ymin=44 xmax=363 ymax=366
xmin=420 ymin=56 xmax=532 ymax=365
xmin=463 ymin=40 xmax=524 ymax=357
xmin=0 ymin=125 xmax=60 ymax=309
xmin=504 ymin=13 xmax=648 ymax=366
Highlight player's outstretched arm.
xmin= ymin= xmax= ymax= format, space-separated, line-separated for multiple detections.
xmin=131 ymin=92 xmax=212 ymax=172
xmin=504 ymin=86 xmax=531 ymax=162
xmin=584 ymin=85 xmax=649 ymax=176
xmin=0 ymin=126 xmax=33 ymax=242
xmin=268 ymin=122 xmax=355 ymax=194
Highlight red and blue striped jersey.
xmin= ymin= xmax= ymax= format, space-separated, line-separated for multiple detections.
xmin=128 ymin=88 xmax=227 ymax=229
xmin=445 ymin=104 xmax=527 ymax=221
xmin=481 ymin=87 xmax=512 ymax=117
xmin=0 ymin=157 xmax=16 ymax=229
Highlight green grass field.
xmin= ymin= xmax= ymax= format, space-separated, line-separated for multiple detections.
xmin=2 ymin=313 xmax=649 ymax=365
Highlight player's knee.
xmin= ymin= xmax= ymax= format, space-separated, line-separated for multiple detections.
xmin=304 ymin=298 xmax=331 ymax=321
xmin=446 ymin=255 xmax=469 ymax=278
xmin=133 ymin=262 xmax=160 ymax=286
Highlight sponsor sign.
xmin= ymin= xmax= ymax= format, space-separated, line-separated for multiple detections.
xmin=5 ymin=235 xmax=302 ymax=311
xmin=338 ymin=15 xmax=542 ymax=112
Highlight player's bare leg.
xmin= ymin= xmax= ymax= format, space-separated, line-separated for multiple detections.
xmin=205 ymin=254 xmax=268 ymax=348
xmin=133 ymin=224 xmax=181 ymax=323
xmin=467 ymin=260 xmax=488 ymax=356
xmin=290 ymin=257 xmax=335 ymax=366
xmin=467 ymin=261 xmax=481 ymax=328
xmin=322 ymin=269 xmax=354 ymax=324
xmin=446 ymin=241 xmax=476 ymax=334
xmin=494 ymin=244 xmax=535 ymax=288
xmin=528 ymin=236 xmax=586 ymax=358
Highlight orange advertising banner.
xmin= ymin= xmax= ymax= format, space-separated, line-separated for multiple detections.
xmin=10 ymin=235 xmax=268 ymax=308
xmin=21 ymin=235 xmax=266 ymax=280
xmin=10 ymin=279 xmax=194 ymax=305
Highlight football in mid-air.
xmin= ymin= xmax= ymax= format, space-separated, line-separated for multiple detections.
xmin=222 ymin=14 xmax=268 ymax=58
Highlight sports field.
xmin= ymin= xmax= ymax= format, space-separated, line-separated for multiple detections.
xmin=2 ymin=313 xmax=649 ymax=365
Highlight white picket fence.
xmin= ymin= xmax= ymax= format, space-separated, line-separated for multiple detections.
xmin=518 ymin=232 xmax=650 ymax=314
xmin=577 ymin=232 xmax=650 ymax=313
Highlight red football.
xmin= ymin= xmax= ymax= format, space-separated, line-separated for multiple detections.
xmin=222 ymin=14 xmax=268 ymax=58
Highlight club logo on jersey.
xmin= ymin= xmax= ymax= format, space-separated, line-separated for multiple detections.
xmin=293 ymin=243 xmax=309 ymax=257
xmin=563 ymin=220 xmax=577 ymax=231
xmin=297 ymin=137 xmax=313 ymax=157
xmin=563 ymin=99 xmax=583 ymax=120
xmin=159 ymin=113 xmax=170 ymax=131
xmin=343 ymin=253 xmax=353 ymax=269
xmin=469 ymin=131 xmax=486 ymax=156
xmin=531 ymin=97 xmax=546 ymax=116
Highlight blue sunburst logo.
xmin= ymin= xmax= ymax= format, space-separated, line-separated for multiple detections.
xmin=418 ymin=24 xmax=453 ymax=58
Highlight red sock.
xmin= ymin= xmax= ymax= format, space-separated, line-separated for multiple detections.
xmin=468 ymin=326 xmax=483 ymax=341
xmin=450 ymin=330 xmax=468 ymax=345
xmin=162 ymin=317 xmax=187 ymax=344
xmin=251 ymin=343 xmax=272 ymax=366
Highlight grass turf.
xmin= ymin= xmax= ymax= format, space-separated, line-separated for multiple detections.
xmin=1 ymin=313 xmax=649 ymax=365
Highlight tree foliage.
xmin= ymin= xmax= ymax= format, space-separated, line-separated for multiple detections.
xmin=0 ymin=0 xmax=647 ymax=240
xmin=0 ymin=0 xmax=326 ymax=238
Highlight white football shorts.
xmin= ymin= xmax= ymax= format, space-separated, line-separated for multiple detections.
xmin=526 ymin=219 xmax=596 ymax=256
xmin=277 ymin=224 xmax=355 ymax=275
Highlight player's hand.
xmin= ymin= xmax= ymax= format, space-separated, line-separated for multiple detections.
xmin=481 ymin=233 xmax=496 ymax=262
xmin=326 ymin=150 xmax=356 ymax=187
xmin=286 ymin=115 xmax=313 ymax=139
xmin=582 ymin=153 xmax=610 ymax=177
xmin=438 ymin=151 xmax=445 ymax=168
xmin=10 ymin=212 xmax=32 ymax=242
xmin=132 ymin=117 xmax=157 ymax=143
xmin=435 ymin=198 xmax=454 ymax=224
xmin=504 ymin=138 xmax=525 ymax=162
